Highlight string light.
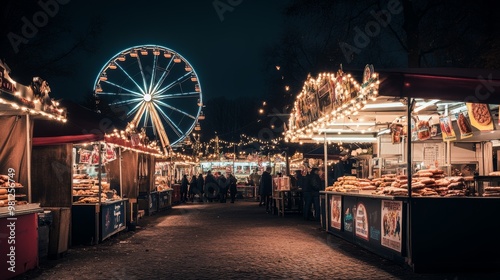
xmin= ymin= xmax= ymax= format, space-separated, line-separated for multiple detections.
xmin=285 ymin=67 xmax=379 ymax=142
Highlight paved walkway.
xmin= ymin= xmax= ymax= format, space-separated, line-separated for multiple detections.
xmin=13 ymin=200 xmax=500 ymax=279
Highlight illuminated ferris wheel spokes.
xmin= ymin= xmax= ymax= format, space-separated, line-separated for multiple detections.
xmin=93 ymin=45 xmax=203 ymax=152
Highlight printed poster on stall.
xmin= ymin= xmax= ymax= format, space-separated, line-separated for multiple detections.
xmin=105 ymin=144 xmax=117 ymax=162
xmin=381 ymin=200 xmax=402 ymax=253
xmin=78 ymin=149 xmax=91 ymax=164
xmin=329 ymin=195 xmax=342 ymax=230
xmin=439 ymin=115 xmax=456 ymax=141
xmin=455 ymin=111 xmax=473 ymax=139
xmin=355 ymin=202 xmax=369 ymax=241
xmin=466 ymin=102 xmax=493 ymax=131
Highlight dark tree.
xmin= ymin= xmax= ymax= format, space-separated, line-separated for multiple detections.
xmin=0 ymin=0 xmax=101 ymax=95
xmin=264 ymin=0 xmax=500 ymax=115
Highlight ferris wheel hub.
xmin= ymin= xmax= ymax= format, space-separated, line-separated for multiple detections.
xmin=143 ymin=93 xmax=152 ymax=102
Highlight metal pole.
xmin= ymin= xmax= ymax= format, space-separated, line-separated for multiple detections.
xmin=324 ymin=132 xmax=328 ymax=189
xmin=119 ymin=148 xmax=123 ymax=197
xmin=406 ymin=98 xmax=413 ymax=266
xmin=26 ymin=114 xmax=32 ymax=202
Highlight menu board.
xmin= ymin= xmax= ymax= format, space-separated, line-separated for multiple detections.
xmin=422 ymin=143 xmax=445 ymax=168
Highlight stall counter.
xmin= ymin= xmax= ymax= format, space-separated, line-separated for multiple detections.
xmin=0 ymin=204 xmax=42 ymax=279
xmin=322 ymin=190 xmax=500 ymax=272
xmin=71 ymin=199 xmax=127 ymax=245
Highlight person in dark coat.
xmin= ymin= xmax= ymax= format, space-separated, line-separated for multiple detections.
xmin=196 ymin=173 xmax=205 ymax=202
xmin=180 ymin=174 xmax=189 ymax=203
xmin=189 ymin=175 xmax=197 ymax=202
xmin=217 ymin=172 xmax=227 ymax=203
xmin=204 ymin=171 xmax=218 ymax=202
xmin=227 ymin=173 xmax=238 ymax=203
xmin=259 ymin=166 xmax=273 ymax=213
xmin=303 ymin=168 xmax=321 ymax=221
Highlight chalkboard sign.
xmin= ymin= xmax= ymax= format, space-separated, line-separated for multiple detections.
xmin=101 ymin=200 xmax=126 ymax=241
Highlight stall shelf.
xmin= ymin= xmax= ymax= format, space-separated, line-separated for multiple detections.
xmin=285 ymin=66 xmax=500 ymax=272
xmin=0 ymin=60 xmax=67 ymax=278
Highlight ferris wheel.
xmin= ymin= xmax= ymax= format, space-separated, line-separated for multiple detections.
xmin=93 ymin=44 xmax=203 ymax=153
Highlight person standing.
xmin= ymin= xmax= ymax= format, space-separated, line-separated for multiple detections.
xmin=189 ymin=175 xmax=197 ymax=202
xmin=259 ymin=166 xmax=273 ymax=213
xmin=180 ymin=174 xmax=189 ymax=203
xmin=217 ymin=172 xmax=227 ymax=203
xmin=250 ymin=168 xmax=261 ymax=201
xmin=204 ymin=171 xmax=217 ymax=202
xmin=227 ymin=173 xmax=238 ymax=203
xmin=196 ymin=173 xmax=205 ymax=202
xmin=303 ymin=168 xmax=321 ymax=221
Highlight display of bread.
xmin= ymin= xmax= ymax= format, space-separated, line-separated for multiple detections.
xmin=325 ymin=176 xmax=363 ymax=193
xmin=0 ymin=174 xmax=26 ymax=207
xmin=157 ymin=184 xmax=173 ymax=191
xmin=325 ymin=169 xmax=482 ymax=197
xmin=73 ymin=174 xmax=121 ymax=203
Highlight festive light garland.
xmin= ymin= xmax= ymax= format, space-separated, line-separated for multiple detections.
xmin=285 ymin=65 xmax=380 ymax=143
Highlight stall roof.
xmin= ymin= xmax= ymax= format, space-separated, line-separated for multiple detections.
xmin=377 ymin=68 xmax=500 ymax=104
xmin=33 ymin=101 xmax=164 ymax=156
xmin=33 ymin=100 xmax=127 ymax=145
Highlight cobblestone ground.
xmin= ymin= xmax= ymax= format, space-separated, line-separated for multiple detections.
xmin=13 ymin=200 xmax=500 ymax=280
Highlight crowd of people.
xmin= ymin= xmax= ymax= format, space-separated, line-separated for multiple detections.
xmin=178 ymin=165 xmax=327 ymax=223
xmin=179 ymin=170 xmax=239 ymax=203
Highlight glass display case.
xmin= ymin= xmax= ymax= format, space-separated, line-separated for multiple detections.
xmin=72 ymin=143 xmax=122 ymax=204
xmin=71 ymin=143 xmax=126 ymax=245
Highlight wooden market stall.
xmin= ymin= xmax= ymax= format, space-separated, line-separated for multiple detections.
xmin=154 ymin=159 xmax=173 ymax=211
xmin=0 ymin=60 xmax=67 ymax=278
xmin=32 ymin=102 xmax=163 ymax=245
xmin=285 ymin=65 xmax=500 ymax=273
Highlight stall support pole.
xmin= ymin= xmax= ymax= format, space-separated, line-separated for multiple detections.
xmin=26 ymin=114 xmax=32 ymax=202
xmin=406 ymin=98 xmax=413 ymax=267
xmin=119 ymin=148 xmax=123 ymax=197
xmin=446 ymin=141 xmax=451 ymax=175
xmin=324 ymin=132 xmax=328 ymax=189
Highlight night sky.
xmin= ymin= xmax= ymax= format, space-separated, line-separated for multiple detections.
xmin=2 ymin=0 xmax=290 ymax=102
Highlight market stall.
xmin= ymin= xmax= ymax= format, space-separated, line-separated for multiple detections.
xmin=0 ymin=60 xmax=67 ymax=278
xmin=137 ymin=152 xmax=157 ymax=216
xmin=285 ymin=65 xmax=500 ymax=272
xmin=32 ymin=102 xmax=162 ymax=245
xmin=154 ymin=160 xmax=173 ymax=211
